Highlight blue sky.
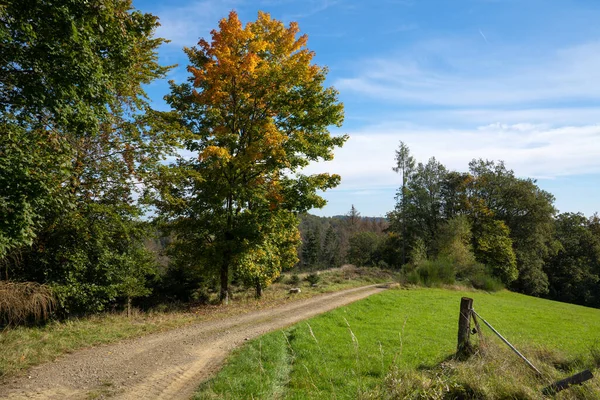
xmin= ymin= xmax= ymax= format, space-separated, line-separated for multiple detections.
xmin=135 ymin=0 xmax=600 ymax=217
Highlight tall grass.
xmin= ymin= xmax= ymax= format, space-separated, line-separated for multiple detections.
xmin=0 ymin=281 xmax=55 ymax=326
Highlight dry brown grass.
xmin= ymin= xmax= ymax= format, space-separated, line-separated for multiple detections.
xmin=0 ymin=281 xmax=55 ymax=326
xmin=373 ymin=341 xmax=600 ymax=400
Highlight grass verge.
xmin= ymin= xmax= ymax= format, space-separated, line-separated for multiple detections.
xmin=0 ymin=266 xmax=395 ymax=380
xmin=195 ymin=287 xmax=600 ymax=399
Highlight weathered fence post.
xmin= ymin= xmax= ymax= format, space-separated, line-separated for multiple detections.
xmin=457 ymin=297 xmax=474 ymax=358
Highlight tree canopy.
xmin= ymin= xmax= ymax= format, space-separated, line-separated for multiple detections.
xmin=154 ymin=11 xmax=346 ymax=301
xmin=388 ymin=144 xmax=555 ymax=293
xmin=1 ymin=0 xmax=175 ymax=313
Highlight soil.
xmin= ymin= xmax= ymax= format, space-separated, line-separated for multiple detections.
xmin=0 ymin=284 xmax=387 ymax=400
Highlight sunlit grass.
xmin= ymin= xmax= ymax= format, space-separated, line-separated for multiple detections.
xmin=195 ymin=288 xmax=600 ymax=399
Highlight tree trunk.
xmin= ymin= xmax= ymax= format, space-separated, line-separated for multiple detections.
xmin=255 ymin=279 xmax=262 ymax=299
xmin=220 ymin=259 xmax=229 ymax=305
xmin=127 ymin=297 xmax=132 ymax=318
xmin=401 ymin=184 xmax=407 ymax=266
xmin=220 ymin=192 xmax=233 ymax=305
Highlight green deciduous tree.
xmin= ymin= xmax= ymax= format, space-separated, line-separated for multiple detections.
xmin=347 ymin=231 xmax=381 ymax=267
xmin=544 ymin=213 xmax=600 ymax=307
xmin=1 ymin=0 xmax=174 ymax=313
xmin=468 ymin=160 xmax=557 ymax=294
xmin=391 ymin=156 xmax=447 ymax=257
xmin=155 ymin=11 xmax=346 ymax=301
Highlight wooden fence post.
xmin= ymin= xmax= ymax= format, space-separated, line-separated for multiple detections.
xmin=457 ymin=297 xmax=474 ymax=358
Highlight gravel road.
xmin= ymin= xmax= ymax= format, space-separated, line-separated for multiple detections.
xmin=0 ymin=284 xmax=387 ymax=400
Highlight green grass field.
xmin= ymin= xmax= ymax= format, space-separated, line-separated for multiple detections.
xmin=195 ymin=288 xmax=600 ymax=399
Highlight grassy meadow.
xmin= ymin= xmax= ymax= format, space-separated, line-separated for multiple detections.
xmin=195 ymin=287 xmax=600 ymax=399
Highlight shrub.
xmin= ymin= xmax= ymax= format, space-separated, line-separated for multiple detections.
xmin=305 ymin=273 xmax=320 ymax=286
xmin=469 ymin=273 xmax=504 ymax=292
xmin=415 ymin=258 xmax=456 ymax=286
xmin=287 ymin=274 xmax=300 ymax=286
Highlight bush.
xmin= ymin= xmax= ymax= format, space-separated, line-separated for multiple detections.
xmin=415 ymin=258 xmax=456 ymax=286
xmin=287 ymin=274 xmax=300 ymax=286
xmin=469 ymin=272 xmax=504 ymax=292
xmin=305 ymin=273 xmax=320 ymax=286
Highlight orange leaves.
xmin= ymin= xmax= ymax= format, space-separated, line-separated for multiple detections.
xmin=188 ymin=10 xmax=315 ymax=109
xmin=199 ymin=145 xmax=231 ymax=162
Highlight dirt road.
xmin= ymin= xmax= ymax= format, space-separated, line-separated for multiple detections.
xmin=0 ymin=284 xmax=387 ymax=400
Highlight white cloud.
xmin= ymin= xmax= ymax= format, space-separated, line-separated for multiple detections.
xmin=303 ymin=122 xmax=600 ymax=191
xmin=335 ymin=40 xmax=600 ymax=107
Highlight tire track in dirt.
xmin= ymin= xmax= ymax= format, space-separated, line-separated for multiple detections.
xmin=0 ymin=284 xmax=388 ymax=400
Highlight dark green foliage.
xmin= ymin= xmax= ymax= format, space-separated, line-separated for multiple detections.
xmin=389 ymin=144 xmax=557 ymax=297
xmin=321 ymin=225 xmax=342 ymax=268
xmin=9 ymin=208 xmax=159 ymax=314
xmin=394 ymin=157 xmax=447 ymax=256
xmin=288 ymin=274 xmax=300 ymax=286
xmin=471 ymin=217 xmax=517 ymax=284
xmin=305 ymin=273 xmax=320 ymax=286
xmin=469 ymin=271 xmax=505 ymax=292
xmin=544 ymin=213 xmax=600 ymax=308
xmin=297 ymin=210 xmax=389 ymax=271
xmin=407 ymin=257 xmax=456 ymax=286
xmin=302 ymin=229 xmax=321 ymax=269
xmin=1 ymin=0 xmax=173 ymax=315
xmin=347 ymin=231 xmax=382 ymax=267
xmin=0 ymin=126 xmax=70 ymax=260
xmin=468 ymin=160 xmax=557 ymax=295
xmin=377 ymin=233 xmax=404 ymax=269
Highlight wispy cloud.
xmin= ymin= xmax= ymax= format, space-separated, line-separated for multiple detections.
xmin=478 ymin=29 xmax=488 ymax=43
xmin=335 ymin=40 xmax=600 ymax=107
xmin=284 ymin=0 xmax=342 ymax=20
xmin=153 ymin=0 xmax=239 ymax=48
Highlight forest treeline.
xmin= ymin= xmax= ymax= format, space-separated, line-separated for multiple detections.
xmin=297 ymin=143 xmax=600 ymax=308
xmin=1 ymin=2 xmax=598 ymax=326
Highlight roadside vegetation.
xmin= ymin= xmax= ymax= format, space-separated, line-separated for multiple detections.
xmin=0 ymin=266 xmax=394 ymax=379
xmin=195 ymin=288 xmax=600 ymax=399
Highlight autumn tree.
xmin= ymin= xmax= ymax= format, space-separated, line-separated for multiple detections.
xmin=156 ymin=11 xmax=346 ymax=301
